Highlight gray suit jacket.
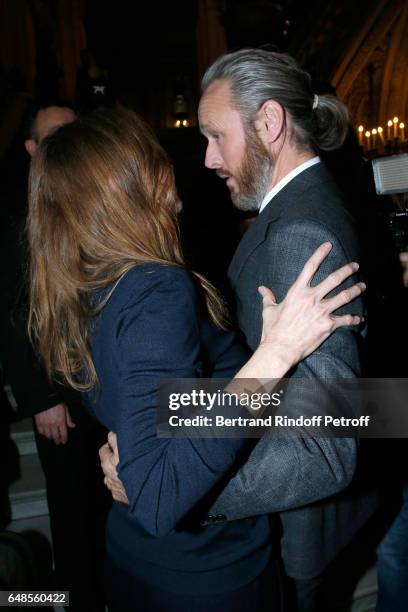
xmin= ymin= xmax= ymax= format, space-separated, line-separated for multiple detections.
xmin=210 ymin=162 xmax=376 ymax=579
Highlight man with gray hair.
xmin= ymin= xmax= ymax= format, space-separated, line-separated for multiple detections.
xmin=197 ymin=48 xmax=374 ymax=610
xmin=100 ymin=49 xmax=375 ymax=611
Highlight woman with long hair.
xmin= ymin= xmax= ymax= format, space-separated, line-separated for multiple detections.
xmin=27 ymin=108 xmax=364 ymax=611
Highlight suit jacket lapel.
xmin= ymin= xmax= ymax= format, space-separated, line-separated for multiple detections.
xmin=228 ymin=190 xmax=285 ymax=287
xmin=228 ymin=214 xmax=271 ymax=288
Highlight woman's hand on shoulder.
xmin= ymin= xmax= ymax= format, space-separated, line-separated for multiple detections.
xmin=259 ymin=242 xmax=365 ymax=368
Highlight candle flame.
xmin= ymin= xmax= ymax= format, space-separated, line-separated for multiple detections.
xmin=358 ymin=125 xmax=364 ymax=132
xmin=387 ymin=120 xmax=393 ymax=127
xmin=393 ymin=117 xmax=399 ymax=123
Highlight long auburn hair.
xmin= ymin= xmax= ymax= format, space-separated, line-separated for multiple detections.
xmin=28 ymin=108 xmax=227 ymax=391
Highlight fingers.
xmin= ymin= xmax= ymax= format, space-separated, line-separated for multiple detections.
xmin=100 ymin=440 xmax=129 ymax=505
xmin=45 ymin=428 xmax=54 ymax=441
xmin=35 ymin=423 xmax=48 ymax=438
xmin=325 ymin=282 xmax=366 ymax=312
xmin=315 ymin=262 xmax=360 ymax=299
xmin=66 ymin=407 xmax=76 ymax=429
xmin=258 ymin=285 xmax=279 ymax=344
xmin=331 ymin=313 xmax=364 ymax=330
xmin=99 ymin=443 xmax=118 ymax=479
xmin=57 ymin=422 xmax=68 ymax=445
xmin=40 ymin=424 xmax=69 ymax=445
xmin=258 ymin=285 xmax=277 ymax=305
xmin=44 ymin=424 xmax=68 ymax=444
xmin=34 ymin=404 xmax=72 ymax=444
xmin=107 ymin=432 xmax=119 ymax=461
xmin=104 ymin=477 xmax=129 ymax=504
xmin=49 ymin=416 xmax=69 ymax=445
xmin=294 ymin=242 xmax=332 ymax=287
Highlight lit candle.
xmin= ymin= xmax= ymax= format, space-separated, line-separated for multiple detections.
xmin=357 ymin=125 xmax=364 ymax=145
xmin=400 ymin=122 xmax=405 ymax=141
xmin=377 ymin=126 xmax=385 ymax=143
xmin=387 ymin=120 xmax=393 ymax=140
xmin=393 ymin=116 xmax=399 ymax=138
xmin=371 ymin=128 xmax=377 ymax=147
xmin=365 ymin=130 xmax=371 ymax=149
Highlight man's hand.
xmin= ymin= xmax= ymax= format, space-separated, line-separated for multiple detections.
xmin=34 ymin=403 xmax=75 ymax=445
xmin=99 ymin=432 xmax=129 ymax=504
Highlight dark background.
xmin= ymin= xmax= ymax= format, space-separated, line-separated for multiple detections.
xmin=0 ymin=0 xmax=407 ymax=289
xmin=1 ymin=1 xmax=407 ymax=131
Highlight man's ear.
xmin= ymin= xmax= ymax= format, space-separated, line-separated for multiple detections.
xmin=255 ymin=100 xmax=285 ymax=148
xmin=25 ymin=139 xmax=37 ymax=157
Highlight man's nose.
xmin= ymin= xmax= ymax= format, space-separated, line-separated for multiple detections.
xmin=204 ymin=142 xmax=222 ymax=169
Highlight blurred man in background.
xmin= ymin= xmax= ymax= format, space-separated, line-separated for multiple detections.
xmin=0 ymin=103 xmax=110 ymax=612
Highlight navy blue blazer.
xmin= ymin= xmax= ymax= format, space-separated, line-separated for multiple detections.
xmin=83 ymin=263 xmax=272 ymax=596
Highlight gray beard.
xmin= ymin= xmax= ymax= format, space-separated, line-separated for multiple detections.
xmin=232 ymin=161 xmax=273 ymax=212
xmin=231 ymin=131 xmax=274 ymax=212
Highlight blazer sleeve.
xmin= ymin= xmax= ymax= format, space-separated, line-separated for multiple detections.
xmin=114 ymin=267 xmax=248 ymax=537
xmin=210 ymin=219 xmax=363 ymax=520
